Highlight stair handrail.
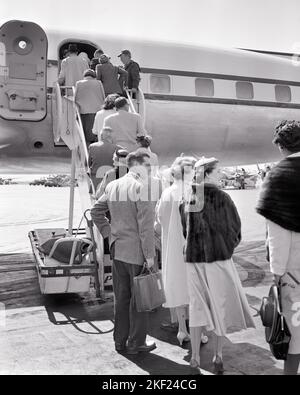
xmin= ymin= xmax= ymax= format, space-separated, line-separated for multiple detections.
xmin=125 ymin=88 xmax=146 ymax=127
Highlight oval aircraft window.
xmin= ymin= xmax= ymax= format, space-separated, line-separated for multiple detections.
xmin=19 ymin=41 xmax=27 ymax=50
xmin=14 ymin=37 xmax=33 ymax=55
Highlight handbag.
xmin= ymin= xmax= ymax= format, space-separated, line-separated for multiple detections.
xmin=260 ymin=283 xmax=291 ymax=360
xmin=133 ymin=265 xmax=166 ymax=313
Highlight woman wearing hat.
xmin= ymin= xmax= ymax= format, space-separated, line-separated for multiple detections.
xmin=157 ymin=157 xmax=196 ymax=346
xmin=257 ymin=121 xmax=300 ymax=375
xmin=96 ymin=54 xmax=128 ymax=96
xmin=180 ymin=157 xmax=255 ymax=374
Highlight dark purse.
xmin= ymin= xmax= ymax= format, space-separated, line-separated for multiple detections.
xmin=260 ymin=283 xmax=291 ymax=360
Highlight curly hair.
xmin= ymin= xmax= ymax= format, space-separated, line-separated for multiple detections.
xmin=103 ymin=94 xmax=120 ymax=110
xmin=136 ymin=135 xmax=152 ymax=148
xmin=273 ymin=120 xmax=300 ymax=153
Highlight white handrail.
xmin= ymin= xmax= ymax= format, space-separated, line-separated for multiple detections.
xmin=53 ymin=82 xmax=63 ymax=143
xmin=125 ymin=88 xmax=137 ymax=114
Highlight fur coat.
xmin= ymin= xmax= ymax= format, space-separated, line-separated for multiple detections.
xmin=180 ymin=183 xmax=241 ymax=263
xmin=256 ymin=156 xmax=300 ymax=233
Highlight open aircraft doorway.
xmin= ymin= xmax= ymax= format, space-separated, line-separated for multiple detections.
xmin=58 ymin=40 xmax=99 ymax=67
xmin=52 ymin=39 xmax=99 ymax=147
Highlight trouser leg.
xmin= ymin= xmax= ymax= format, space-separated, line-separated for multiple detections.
xmin=128 ymin=264 xmax=148 ymax=347
xmin=80 ymin=113 xmax=97 ymax=144
xmin=112 ymin=260 xmax=131 ymax=345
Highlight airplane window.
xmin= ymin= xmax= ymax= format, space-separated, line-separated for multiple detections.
xmin=195 ymin=78 xmax=214 ymax=97
xmin=14 ymin=37 xmax=33 ymax=55
xmin=275 ymin=85 xmax=291 ymax=102
xmin=18 ymin=41 xmax=27 ymax=50
xmin=150 ymin=74 xmax=171 ymax=94
xmin=236 ymin=81 xmax=254 ymax=100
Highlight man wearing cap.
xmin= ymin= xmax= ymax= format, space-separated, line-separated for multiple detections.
xmin=118 ymin=50 xmax=141 ymax=99
xmin=103 ymin=97 xmax=146 ymax=152
xmin=58 ymin=44 xmax=89 ymax=89
xmin=96 ymin=54 xmax=128 ymax=96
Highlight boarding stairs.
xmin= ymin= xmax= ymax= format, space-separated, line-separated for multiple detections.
xmin=49 ymin=83 xmax=146 ymax=298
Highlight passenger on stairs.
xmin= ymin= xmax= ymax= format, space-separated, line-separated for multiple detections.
xmin=136 ymin=135 xmax=159 ymax=169
xmin=118 ymin=50 xmax=141 ymax=99
xmin=96 ymin=148 xmax=129 ymax=199
xmin=88 ymin=126 xmax=120 ymax=192
xmin=103 ymin=97 xmax=146 ymax=153
xmin=79 ymin=52 xmax=90 ymax=66
xmin=58 ymin=44 xmax=89 ymax=89
xmin=92 ymin=94 xmax=120 ymax=142
xmin=75 ymin=69 xmax=106 ymax=144
xmin=96 ymin=54 xmax=128 ymax=96
xmin=91 ymin=48 xmax=104 ymax=71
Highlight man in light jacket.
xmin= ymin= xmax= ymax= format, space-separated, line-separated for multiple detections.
xmin=91 ymin=151 xmax=156 ymax=355
xmin=103 ymin=97 xmax=146 ymax=152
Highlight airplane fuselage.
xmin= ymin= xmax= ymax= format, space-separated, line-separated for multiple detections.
xmin=1 ymin=20 xmax=300 ymax=173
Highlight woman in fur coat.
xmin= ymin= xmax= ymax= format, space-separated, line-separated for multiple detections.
xmin=180 ymin=157 xmax=255 ymax=374
xmin=257 ymin=120 xmax=300 ymax=375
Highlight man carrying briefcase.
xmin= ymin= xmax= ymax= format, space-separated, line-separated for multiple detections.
xmin=91 ymin=151 xmax=157 ymax=355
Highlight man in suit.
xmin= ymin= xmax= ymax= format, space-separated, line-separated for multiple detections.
xmin=58 ymin=44 xmax=89 ymax=88
xmin=91 ymin=151 xmax=156 ymax=355
xmin=103 ymin=97 xmax=146 ymax=152
xmin=118 ymin=50 xmax=141 ymax=99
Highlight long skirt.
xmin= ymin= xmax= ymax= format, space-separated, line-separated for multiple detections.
xmin=281 ymin=270 xmax=300 ymax=354
xmin=187 ymin=260 xmax=255 ymax=336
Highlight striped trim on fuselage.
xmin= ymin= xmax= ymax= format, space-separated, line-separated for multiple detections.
xmin=48 ymin=60 xmax=300 ymax=108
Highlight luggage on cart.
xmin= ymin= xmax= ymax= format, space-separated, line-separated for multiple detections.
xmin=29 ymin=228 xmax=97 ymax=295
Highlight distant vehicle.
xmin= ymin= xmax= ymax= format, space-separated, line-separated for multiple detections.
xmin=44 ymin=175 xmax=73 ymax=188
xmin=44 ymin=179 xmax=62 ymax=188
xmin=0 ymin=177 xmax=13 ymax=185
xmin=29 ymin=178 xmax=47 ymax=186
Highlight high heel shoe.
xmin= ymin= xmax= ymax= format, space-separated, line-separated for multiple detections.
xmin=177 ymin=332 xmax=190 ymax=346
xmin=213 ymin=355 xmax=225 ymax=374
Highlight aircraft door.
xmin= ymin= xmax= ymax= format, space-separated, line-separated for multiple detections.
xmin=0 ymin=20 xmax=48 ymax=121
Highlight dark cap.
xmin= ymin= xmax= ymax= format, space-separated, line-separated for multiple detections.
xmin=118 ymin=50 xmax=132 ymax=58
xmin=115 ymin=148 xmax=129 ymax=158
xmin=68 ymin=44 xmax=78 ymax=53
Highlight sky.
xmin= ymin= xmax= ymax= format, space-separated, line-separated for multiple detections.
xmin=1 ymin=0 xmax=300 ymax=52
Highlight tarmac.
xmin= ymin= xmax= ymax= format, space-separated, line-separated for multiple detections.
xmin=0 ymin=240 xmax=285 ymax=375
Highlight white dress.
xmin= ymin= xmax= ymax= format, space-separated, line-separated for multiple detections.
xmin=187 ymin=260 xmax=255 ymax=335
xmin=157 ymin=179 xmax=191 ymax=309
xmin=92 ymin=109 xmax=116 ymax=141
